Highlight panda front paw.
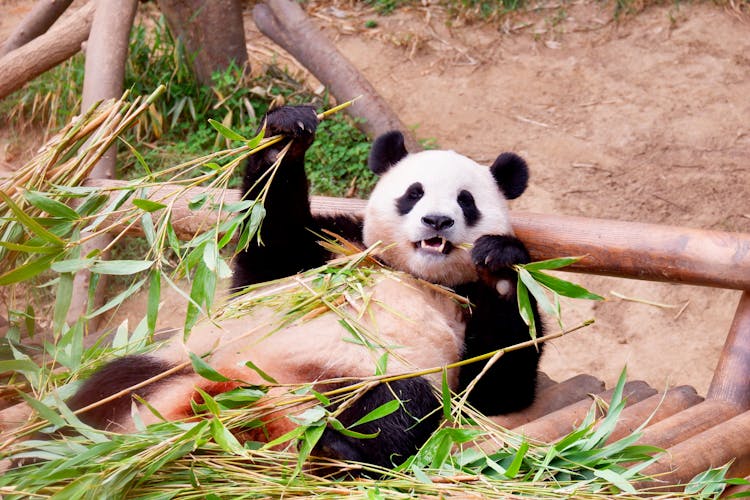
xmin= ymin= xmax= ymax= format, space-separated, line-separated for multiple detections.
xmin=264 ymin=105 xmax=319 ymax=143
xmin=472 ymin=235 xmax=531 ymax=292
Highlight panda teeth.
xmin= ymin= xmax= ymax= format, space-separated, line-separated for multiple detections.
xmin=420 ymin=237 xmax=448 ymax=254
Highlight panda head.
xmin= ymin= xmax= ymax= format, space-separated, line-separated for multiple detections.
xmin=363 ymin=131 xmax=529 ymax=287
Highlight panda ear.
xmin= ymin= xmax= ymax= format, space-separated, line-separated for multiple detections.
xmin=490 ymin=152 xmax=529 ymax=200
xmin=368 ymin=131 xmax=408 ymax=175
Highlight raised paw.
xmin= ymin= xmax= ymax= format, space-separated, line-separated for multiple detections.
xmin=472 ymin=234 xmax=531 ymax=275
xmin=264 ymin=105 xmax=319 ymax=142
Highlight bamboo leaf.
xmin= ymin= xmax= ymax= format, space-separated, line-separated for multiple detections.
xmin=528 ymin=269 xmax=604 ymax=301
xmin=133 ymin=198 xmax=166 ymax=213
xmin=24 ymin=191 xmax=79 ymax=220
xmin=189 ymin=352 xmax=230 ymax=382
xmin=147 ymin=270 xmax=161 ymax=333
xmin=244 ymin=360 xmax=278 ymax=384
xmin=85 ymin=277 xmax=147 ymax=319
xmin=518 ymin=268 xmax=558 ymax=318
xmin=0 ymin=190 xmax=65 ymax=245
xmin=516 ymin=278 xmax=537 ymax=341
xmin=90 ymin=259 xmax=153 ymax=275
xmin=208 ymin=118 xmax=247 ymax=142
xmin=350 ymin=398 xmax=400 ymax=428
xmin=52 ymin=272 xmax=74 ymax=334
xmin=51 ymin=258 xmax=95 ymax=273
xmin=522 ymin=256 xmax=584 ymax=271
xmin=0 ymin=254 xmax=57 ymax=285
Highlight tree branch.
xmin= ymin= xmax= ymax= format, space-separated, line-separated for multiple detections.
xmin=0 ymin=0 xmax=75 ymax=57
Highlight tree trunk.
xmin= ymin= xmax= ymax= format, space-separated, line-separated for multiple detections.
xmin=156 ymin=0 xmax=248 ymax=86
xmin=0 ymin=0 xmax=75 ymax=57
xmin=253 ymin=0 xmax=420 ymax=151
xmin=67 ymin=0 xmax=139 ymax=328
xmin=0 ymin=2 xmax=94 ymax=100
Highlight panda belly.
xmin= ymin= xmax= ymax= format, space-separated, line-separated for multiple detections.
xmin=123 ymin=273 xmax=466 ymax=435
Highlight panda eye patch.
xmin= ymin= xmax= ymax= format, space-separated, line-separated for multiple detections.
xmin=457 ymin=189 xmax=481 ymax=226
xmin=396 ymin=182 xmax=424 ymax=215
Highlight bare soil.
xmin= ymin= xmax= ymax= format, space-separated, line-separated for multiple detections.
xmin=2 ymin=0 xmax=749 ymax=396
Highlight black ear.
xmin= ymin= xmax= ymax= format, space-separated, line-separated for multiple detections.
xmin=490 ymin=152 xmax=529 ymax=200
xmin=368 ymin=131 xmax=408 ymax=175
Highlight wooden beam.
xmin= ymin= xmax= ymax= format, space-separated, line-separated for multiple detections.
xmin=707 ymin=291 xmax=750 ymax=410
xmin=83 ymin=180 xmax=750 ymax=290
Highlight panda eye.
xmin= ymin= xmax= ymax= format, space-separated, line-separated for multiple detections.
xmin=457 ymin=190 xmax=481 ymax=226
xmin=396 ymin=182 xmax=424 ymax=215
xmin=457 ymin=190 xmax=475 ymax=209
xmin=407 ymin=184 xmax=424 ymax=200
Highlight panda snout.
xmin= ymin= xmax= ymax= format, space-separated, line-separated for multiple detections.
xmin=421 ymin=214 xmax=454 ymax=231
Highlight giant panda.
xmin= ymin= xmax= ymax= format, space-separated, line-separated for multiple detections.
xmin=67 ymin=105 xmax=543 ymax=470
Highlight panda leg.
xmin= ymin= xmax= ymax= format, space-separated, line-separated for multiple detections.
xmin=312 ymin=377 xmax=440 ymax=471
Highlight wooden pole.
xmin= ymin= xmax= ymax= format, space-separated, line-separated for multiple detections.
xmin=707 ymin=291 xmax=750 ymax=410
xmin=638 ymin=410 xmax=750 ymax=490
xmin=253 ymin=0 xmax=420 ymax=152
xmin=635 ymin=399 xmax=742 ymax=449
xmin=81 ymin=181 xmax=750 ymax=290
xmin=67 ymin=0 xmax=138 ymax=328
xmin=0 ymin=2 xmax=94 ymax=100
xmin=0 ymin=0 xmax=75 ymax=56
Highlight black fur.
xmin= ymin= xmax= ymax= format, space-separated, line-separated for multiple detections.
xmin=457 ymin=189 xmax=481 ymax=226
xmin=232 ymin=106 xmax=363 ymax=289
xmin=490 ymin=152 xmax=529 ymax=200
xmin=395 ymin=182 xmax=424 ymax=216
xmin=313 ymin=378 xmax=440 ymax=471
xmin=368 ymin=131 xmax=408 ymax=175
xmin=455 ymin=235 xmax=543 ymax=414
xmin=67 ymin=355 xmax=180 ymax=429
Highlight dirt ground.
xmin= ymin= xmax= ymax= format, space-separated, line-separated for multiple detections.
xmin=2 ymin=0 xmax=749 ymax=396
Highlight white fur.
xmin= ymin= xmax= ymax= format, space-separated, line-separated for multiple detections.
xmin=363 ymin=150 xmax=514 ymax=286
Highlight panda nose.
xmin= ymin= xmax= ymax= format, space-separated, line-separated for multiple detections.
xmin=422 ymin=214 xmax=454 ymax=231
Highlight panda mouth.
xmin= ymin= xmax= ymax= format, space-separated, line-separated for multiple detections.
xmin=415 ymin=237 xmax=453 ymax=255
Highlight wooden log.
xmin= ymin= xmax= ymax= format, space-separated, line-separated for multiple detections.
xmin=635 ymin=399 xmax=742 ymax=449
xmin=604 ymin=385 xmax=703 ymax=444
xmin=490 ymin=374 xmax=605 ymax=429
xmin=638 ymin=410 xmax=750 ymax=490
xmin=707 ymin=291 xmax=750 ymax=410
xmin=0 ymin=0 xmax=75 ymax=56
xmin=506 ymin=381 xmax=657 ymax=444
xmin=81 ymin=181 xmax=750 ymax=290
xmin=67 ymin=0 xmax=139 ymax=328
xmin=252 ymin=0 xmax=420 ymax=152
xmin=0 ymin=1 xmax=94 ymax=100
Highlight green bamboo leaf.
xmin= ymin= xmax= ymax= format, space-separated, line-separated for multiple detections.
xmin=528 ymin=269 xmax=604 ymax=301
xmin=350 ymin=398 xmax=400 ymax=428
xmin=0 ymin=254 xmax=57 ymax=285
xmin=85 ymin=277 xmax=147 ymax=319
xmin=75 ymin=192 xmax=109 ymax=217
xmin=244 ymin=360 xmax=278 ymax=384
xmin=522 ymin=256 xmax=584 ymax=271
xmin=0 ymin=241 xmax=60 ymax=254
xmin=120 ymin=136 xmax=153 ymax=175
xmin=263 ymin=424 xmax=305 ymax=449
xmin=296 ymin=424 xmax=326 ymax=476
xmin=214 ymin=387 xmax=266 ymax=409
xmin=210 ymin=417 xmax=245 ymax=454
xmin=17 ymin=392 xmax=66 ymax=428
xmin=246 ymin=127 xmax=265 ymax=149
xmin=147 ymin=270 xmax=161 ymax=333
xmin=593 ymin=469 xmax=637 ymax=493
xmin=188 ymin=192 xmax=208 ymax=211
xmin=52 ymin=272 xmax=74 ymax=334
xmin=518 ymin=268 xmax=558 ymax=318
xmin=329 ymin=418 xmax=379 ymax=439
xmin=24 ymin=191 xmax=79 ymax=220
xmin=90 ymin=259 xmax=153 ymax=275
xmin=189 ymin=352 xmax=230 ymax=382
xmin=133 ymin=198 xmax=166 ymax=212
xmin=141 ymin=211 xmax=156 ymax=246
xmin=0 ymin=190 xmax=65 ymax=245
xmin=516 ymin=279 xmax=537 ymax=341
xmin=505 ymin=439 xmax=529 ymax=478
xmin=50 ymin=258 xmax=95 ymax=273
xmin=441 ymin=369 xmax=452 ymax=421
xmin=208 ymin=118 xmax=247 ymax=142
xmin=194 ymin=387 xmax=221 ymax=416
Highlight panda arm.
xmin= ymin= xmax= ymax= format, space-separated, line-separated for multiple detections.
xmin=233 ymin=106 xmax=331 ymax=289
xmin=455 ymin=234 xmax=544 ymax=415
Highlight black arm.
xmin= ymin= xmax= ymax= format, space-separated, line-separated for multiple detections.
xmin=455 ymin=234 xmax=544 ymax=415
